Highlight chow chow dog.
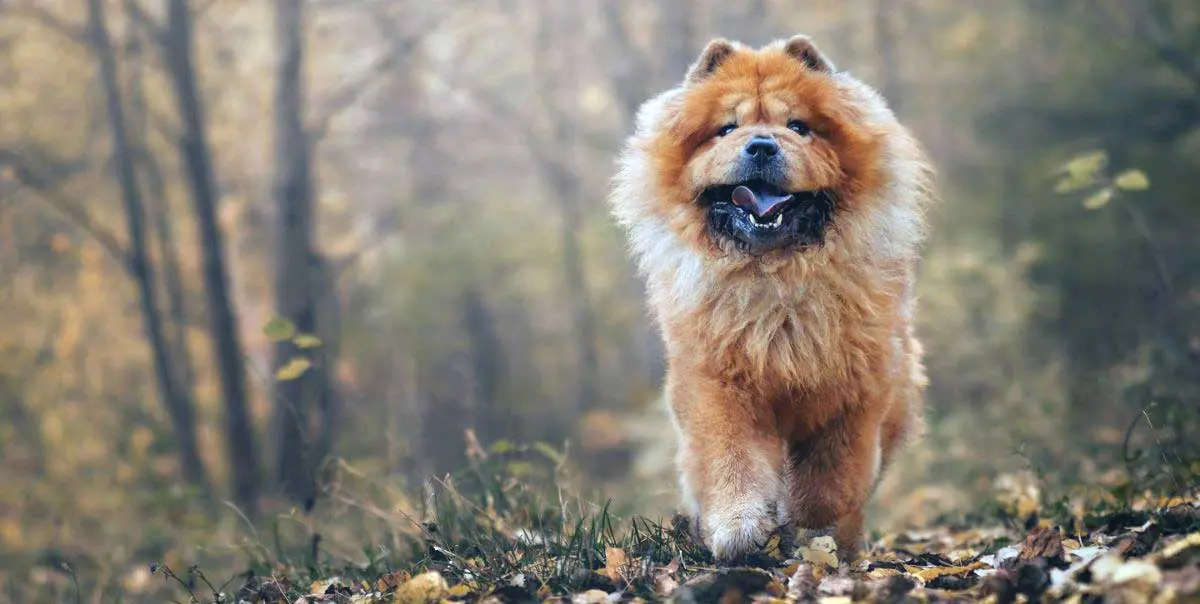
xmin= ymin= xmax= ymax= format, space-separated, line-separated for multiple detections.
xmin=608 ymin=35 xmax=935 ymax=562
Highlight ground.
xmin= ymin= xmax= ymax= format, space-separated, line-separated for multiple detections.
xmin=148 ymin=446 xmax=1198 ymax=604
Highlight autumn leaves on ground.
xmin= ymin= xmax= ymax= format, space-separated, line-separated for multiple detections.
xmin=140 ymin=444 xmax=1198 ymax=604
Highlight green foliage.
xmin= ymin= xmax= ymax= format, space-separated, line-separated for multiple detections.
xmin=262 ymin=316 xmax=298 ymax=342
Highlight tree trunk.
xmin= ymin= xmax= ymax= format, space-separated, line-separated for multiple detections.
xmin=271 ymin=0 xmax=325 ymax=504
xmin=126 ymin=4 xmax=200 ymax=430
xmin=461 ymin=287 xmax=504 ymax=444
xmin=163 ymin=0 xmax=261 ymax=515
xmin=86 ymin=0 xmax=208 ymax=492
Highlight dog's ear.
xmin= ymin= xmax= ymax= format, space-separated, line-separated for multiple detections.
xmin=685 ymin=38 xmax=737 ymax=84
xmin=782 ymin=35 xmax=835 ymax=73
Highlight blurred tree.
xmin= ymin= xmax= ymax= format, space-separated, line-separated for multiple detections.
xmin=270 ymin=0 xmax=328 ymax=506
xmin=125 ymin=9 xmax=200 ymax=424
xmin=85 ymin=0 xmax=209 ymax=493
xmin=161 ymin=0 xmax=262 ymax=515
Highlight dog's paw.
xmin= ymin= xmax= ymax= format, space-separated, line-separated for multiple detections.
xmin=702 ymin=500 xmax=782 ymax=562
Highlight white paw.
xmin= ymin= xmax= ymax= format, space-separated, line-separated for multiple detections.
xmin=703 ymin=500 xmax=780 ymax=560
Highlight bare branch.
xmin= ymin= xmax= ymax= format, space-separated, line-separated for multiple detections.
xmin=12 ymin=2 xmax=87 ymax=43
xmin=308 ymin=41 xmax=412 ymax=139
xmin=30 ymin=187 xmax=129 ymax=266
xmin=308 ymin=1 xmax=458 ymax=138
xmin=0 ymin=147 xmax=128 ymax=267
xmin=122 ymin=0 xmax=167 ymax=45
xmin=1098 ymin=0 xmax=1200 ymax=89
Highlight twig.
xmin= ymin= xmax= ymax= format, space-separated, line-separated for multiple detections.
xmin=27 ymin=188 xmax=130 ymax=268
xmin=309 ymin=2 xmax=459 ymax=138
xmin=12 ymin=3 xmax=87 ymax=42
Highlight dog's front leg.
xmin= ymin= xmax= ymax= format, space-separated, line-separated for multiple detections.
xmin=669 ymin=374 xmax=787 ymax=562
xmin=786 ymin=405 xmax=883 ymax=561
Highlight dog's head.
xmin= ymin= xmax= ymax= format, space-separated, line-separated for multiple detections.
xmin=616 ymin=35 xmax=907 ymax=259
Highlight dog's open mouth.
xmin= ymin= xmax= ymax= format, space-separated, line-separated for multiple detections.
xmin=700 ymin=180 xmax=835 ymax=255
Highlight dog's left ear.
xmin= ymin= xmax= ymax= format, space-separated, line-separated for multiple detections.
xmin=685 ymin=38 xmax=737 ymax=84
xmin=783 ymin=35 xmax=835 ymax=73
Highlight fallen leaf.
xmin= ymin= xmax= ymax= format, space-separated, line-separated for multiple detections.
xmin=797 ymin=535 xmax=839 ymax=570
xmin=601 ymin=546 xmax=628 ymax=583
xmin=571 ymin=588 xmax=612 ymax=603
xmin=446 ymin=583 xmax=472 ymax=597
xmin=904 ymin=562 xmax=988 ymax=581
xmin=1090 ymin=554 xmax=1163 ymax=591
xmin=1019 ymin=526 xmax=1065 ymax=562
xmin=377 ymin=571 xmax=410 ymax=592
xmin=393 ymin=571 xmax=447 ymax=603
xmin=810 ymin=536 xmax=838 ymax=553
xmin=1154 ymin=532 xmax=1200 ymax=568
xmin=868 ymin=568 xmax=900 ymax=580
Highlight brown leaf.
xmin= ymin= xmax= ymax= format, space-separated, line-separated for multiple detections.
xmin=602 ymin=546 xmax=628 ymax=583
xmin=1019 ymin=526 xmax=1064 ymax=562
xmin=654 ymin=556 xmax=682 ymax=596
xmin=377 ymin=570 xmax=411 ymax=592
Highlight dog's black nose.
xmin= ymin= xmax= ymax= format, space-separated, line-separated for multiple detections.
xmin=742 ymin=136 xmax=779 ymax=159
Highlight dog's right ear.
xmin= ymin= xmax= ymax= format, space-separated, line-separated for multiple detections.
xmin=685 ymin=38 xmax=737 ymax=84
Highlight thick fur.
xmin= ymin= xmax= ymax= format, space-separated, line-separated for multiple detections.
xmin=608 ymin=36 xmax=936 ymax=561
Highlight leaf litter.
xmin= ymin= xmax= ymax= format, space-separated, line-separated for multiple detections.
xmin=219 ymin=498 xmax=1198 ymax=603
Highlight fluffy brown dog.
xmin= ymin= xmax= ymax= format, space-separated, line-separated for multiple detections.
xmin=608 ymin=35 xmax=935 ymax=562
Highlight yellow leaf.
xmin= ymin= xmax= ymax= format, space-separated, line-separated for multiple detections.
xmin=1054 ymin=173 xmax=1092 ymax=194
xmin=809 ymin=536 xmax=837 ymax=553
xmin=263 ymin=316 xmax=297 ymax=341
xmin=1059 ymin=150 xmax=1107 ymax=180
xmin=446 ymin=583 xmax=472 ymax=597
xmin=392 ymin=571 xmax=447 ymax=603
xmin=1114 ymin=169 xmax=1150 ymax=191
xmin=904 ymin=562 xmax=988 ymax=581
xmin=797 ymin=535 xmax=839 ymax=570
xmin=762 ymin=531 xmax=782 ymax=558
xmin=1083 ymin=187 xmax=1114 ymax=210
xmin=292 ymin=333 xmax=323 ymax=348
xmin=868 ymin=568 xmax=900 ymax=580
xmin=275 ymin=357 xmax=311 ymax=381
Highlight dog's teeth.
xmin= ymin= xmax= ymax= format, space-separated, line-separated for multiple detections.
xmin=771 ymin=214 xmax=783 ymax=227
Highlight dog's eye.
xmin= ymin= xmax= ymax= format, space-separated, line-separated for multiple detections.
xmin=716 ymin=124 xmax=737 ymax=137
xmin=787 ymin=120 xmax=811 ymax=135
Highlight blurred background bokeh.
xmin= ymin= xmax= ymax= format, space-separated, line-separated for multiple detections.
xmin=0 ymin=0 xmax=1197 ymax=600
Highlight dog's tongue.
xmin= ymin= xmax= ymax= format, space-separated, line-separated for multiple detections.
xmin=732 ymin=185 xmax=793 ymax=219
